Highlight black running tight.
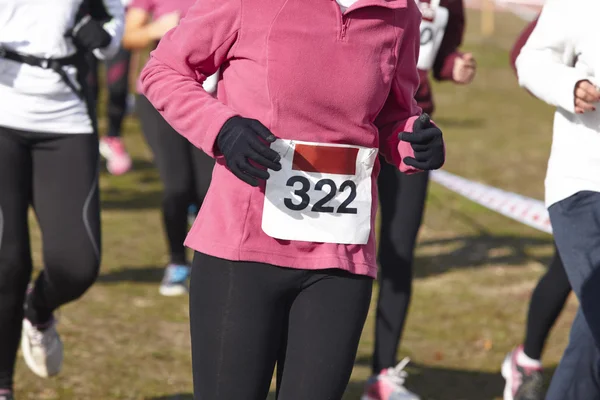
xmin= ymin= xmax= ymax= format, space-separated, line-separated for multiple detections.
xmin=372 ymin=157 xmax=429 ymax=373
xmin=136 ymin=95 xmax=214 ymax=265
xmin=190 ymin=252 xmax=373 ymax=400
xmin=523 ymin=242 xmax=571 ymax=360
xmin=0 ymin=127 xmax=101 ymax=390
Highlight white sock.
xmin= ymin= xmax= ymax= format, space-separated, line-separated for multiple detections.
xmin=517 ymin=348 xmax=542 ymax=368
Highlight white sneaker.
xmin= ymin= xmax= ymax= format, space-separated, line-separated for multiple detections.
xmin=21 ymin=318 xmax=63 ymax=378
xmin=362 ymin=358 xmax=420 ymax=400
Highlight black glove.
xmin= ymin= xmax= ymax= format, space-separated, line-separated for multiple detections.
xmin=71 ymin=15 xmax=112 ymax=51
xmin=217 ymin=116 xmax=282 ymax=187
xmin=398 ymin=113 xmax=445 ymax=170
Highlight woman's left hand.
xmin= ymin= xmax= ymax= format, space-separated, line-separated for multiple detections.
xmin=398 ymin=113 xmax=445 ymax=171
xmin=452 ymin=53 xmax=477 ymax=84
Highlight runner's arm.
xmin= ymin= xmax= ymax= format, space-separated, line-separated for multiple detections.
xmin=516 ymin=0 xmax=584 ymax=113
xmin=140 ymin=0 xmax=240 ymax=158
xmin=123 ymin=0 xmax=180 ymax=50
xmin=509 ymin=15 xmax=539 ymax=75
xmin=92 ymin=0 xmax=125 ymax=60
xmin=121 ymin=6 xmax=153 ymax=50
xmin=432 ymin=0 xmax=465 ymax=81
xmin=375 ymin=0 xmax=424 ymax=174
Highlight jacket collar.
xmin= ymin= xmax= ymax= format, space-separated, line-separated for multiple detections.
xmin=334 ymin=0 xmax=408 ymax=12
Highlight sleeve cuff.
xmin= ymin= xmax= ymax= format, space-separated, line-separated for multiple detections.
xmin=199 ymin=107 xmax=240 ymax=158
xmin=435 ymin=51 xmax=462 ymax=81
xmin=394 ymin=115 xmax=422 ymax=174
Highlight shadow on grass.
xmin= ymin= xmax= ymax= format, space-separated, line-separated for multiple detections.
xmin=146 ymin=395 xmax=193 ymax=400
xmin=414 ymin=234 xmax=554 ymax=279
xmin=97 ymin=265 xmax=165 ymax=284
xmin=415 ymin=189 xmax=555 ymax=278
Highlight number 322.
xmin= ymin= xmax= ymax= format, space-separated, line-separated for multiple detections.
xmin=284 ymin=176 xmax=358 ymax=214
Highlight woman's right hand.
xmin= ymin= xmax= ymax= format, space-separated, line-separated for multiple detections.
xmin=217 ymin=117 xmax=282 ymax=187
xmin=574 ymin=80 xmax=600 ymax=114
xmin=147 ymin=12 xmax=181 ymax=40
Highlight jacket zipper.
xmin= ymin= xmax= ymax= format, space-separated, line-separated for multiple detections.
xmin=340 ymin=15 xmax=350 ymax=39
xmin=334 ymin=2 xmax=351 ymax=40
xmin=337 ymin=0 xmax=397 ymax=40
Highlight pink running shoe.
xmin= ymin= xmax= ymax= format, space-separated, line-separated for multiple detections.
xmin=501 ymin=346 xmax=544 ymax=400
xmin=99 ymin=137 xmax=132 ymax=176
xmin=362 ymin=358 xmax=420 ymax=400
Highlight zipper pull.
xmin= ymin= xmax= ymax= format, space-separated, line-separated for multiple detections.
xmin=341 ymin=17 xmax=350 ymax=38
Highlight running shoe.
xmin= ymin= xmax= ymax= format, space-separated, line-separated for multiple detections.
xmin=21 ymin=317 xmax=63 ymax=378
xmin=99 ymin=137 xmax=132 ymax=176
xmin=362 ymin=358 xmax=420 ymax=400
xmin=0 ymin=391 xmax=14 ymax=400
xmin=501 ymin=346 xmax=544 ymax=400
xmin=159 ymin=264 xmax=190 ymax=296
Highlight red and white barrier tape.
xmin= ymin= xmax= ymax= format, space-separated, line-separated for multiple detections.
xmin=430 ymin=170 xmax=552 ymax=234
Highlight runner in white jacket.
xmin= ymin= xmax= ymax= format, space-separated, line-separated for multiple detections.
xmin=516 ymin=0 xmax=600 ymax=398
xmin=0 ymin=1 xmax=123 ymax=399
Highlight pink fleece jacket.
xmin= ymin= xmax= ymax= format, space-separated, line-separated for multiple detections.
xmin=140 ymin=0 xmax=424 ymax=278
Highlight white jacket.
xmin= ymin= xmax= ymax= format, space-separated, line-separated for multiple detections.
xmin=516 ymin=0 xmax=600 ymax=207
xmin=0 ymin=0 xmax=124 ymax=134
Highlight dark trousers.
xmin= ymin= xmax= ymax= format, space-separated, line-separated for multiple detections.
xmin=546 ymin=191 xmax=600 ymax=399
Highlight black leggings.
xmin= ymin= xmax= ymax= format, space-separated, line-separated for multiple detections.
xmin=523 ymin=242 xmax=571 ymax=360
xmin=190 ymin=252 xmax=373 ymax=400
xmin=86 ymin=47 xmax=132 ymax=137
xmin=136 ymin=95 xmax=214 ymax=265
xmin=0 ymin=127 xmax=101 ymax=390
xmin=372 ymin=157 xmax=429 ymax=372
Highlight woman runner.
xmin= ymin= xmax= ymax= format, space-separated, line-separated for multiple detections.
xmin=365 ymin=0 xmax=476 ymax=398
xmin=501 ymin=14 xmax=573 ymax=400
xmin=0 ymin=1 xmax=124 ymax=399
xmin=516 ymin=0 xmax=600 ymax=398
xmin=122 ymin=0 xmax=216 ymax=296
xmin=140 ymin=0 xmax=446 ymax=398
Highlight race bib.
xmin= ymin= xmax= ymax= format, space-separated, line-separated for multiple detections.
xmin=262 ymin=140 xmax=377 ymax=245
xmin=417 ymin=1 xmax=449 ymax=71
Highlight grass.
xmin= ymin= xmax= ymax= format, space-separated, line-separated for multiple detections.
xmin=14 ymin=10 xmax=575 ymax=400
